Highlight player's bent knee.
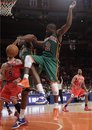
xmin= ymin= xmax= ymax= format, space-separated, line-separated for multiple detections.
xmin=51 ymin=82 xmax=59 ymax=95
xmin=24 ymin=55 xmax=34 ymax=68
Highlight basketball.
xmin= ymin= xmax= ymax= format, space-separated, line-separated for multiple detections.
xmin=6 ymin=44 xmax=19 ymax=57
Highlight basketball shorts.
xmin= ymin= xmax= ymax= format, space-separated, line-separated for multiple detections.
xmin=71 ymin=87 xmax=86 ymax=97
xmin=31 ymin=55 xmax=58 ymax=82
xmin=0 ymin=82 xmax=22 ymax=102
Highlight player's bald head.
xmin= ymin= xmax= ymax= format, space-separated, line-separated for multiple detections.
xmin=46 ymin=23 xmax=56 ymax=37
xmin=46 ymin=23 xmax=56 ymax=31
xmin=78 ymin=69 xmax=82 ymax=75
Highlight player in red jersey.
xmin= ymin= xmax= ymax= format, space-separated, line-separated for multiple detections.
xmin=0 ymin=79 xmax=13 ymax=115
xmin=0 ymin=45 xmax=23 ymax=116
xmin=62 ymin=69 xmax=92 ymax=112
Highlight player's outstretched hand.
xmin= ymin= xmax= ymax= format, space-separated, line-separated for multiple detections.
xmin=69 ymin=0 xmax=76 ymax=9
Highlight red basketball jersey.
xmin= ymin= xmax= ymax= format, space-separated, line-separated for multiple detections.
xmin=73 ymin=74 xmax=84 ymax=88
xmin=4 ymin=59 xmax=23 ymax=81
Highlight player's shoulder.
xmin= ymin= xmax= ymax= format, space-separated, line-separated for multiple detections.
xmin=49 ymin=34 xmax=57 ymax=42
xmin=81 ymin=75 xmax=84 ymax=80
xmin=1 ymin=62 xmax=8 ymax=68
xmin=15 ymin=58 xmax=22 ymax=65
xmin=74 ymin=74 xmax=78 ymax=78
xmin=44 ymin=34 xmax=57 ymax=42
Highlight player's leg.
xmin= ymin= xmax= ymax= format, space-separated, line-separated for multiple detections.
xmin=79 ymin=89 xmax=92 ymax=111
xmin=59 ymin=89 xmax=63 ymax=104
xmin=5 ymin=102 xmax=12 ymax=115
xmin=0 ymin=84 xmax=11 ymax=114
xmin=31 ymin=65 xmax=48 ymax=104
xmin=0 ymin=100 xmax=4 ymax=114
xmin=18 ymin=55 xmax=46 ymax=102
xmin=62 ymin=86 xmax=78 ymax=112
xmin=11 ymin=84 xmax=22 ymax=117
xmin=18 ymin=55 xmax=34 ymax=88
xmin=51 ymin=82 xmax=59 ymax=120
xmin=62 ymin=94 xmax=74 ymax=112
xmin=12 ymin=89 xmax=28 ymax=129
xmin=12 ymin=98 xmax=21 ymax=116
xmin=44 ymin=58 xmax=59 ymax=120
xmin=30 ymin=55 xmax=47 ymax=104
xmin=84 ymin=93 xmax=91 ymax=110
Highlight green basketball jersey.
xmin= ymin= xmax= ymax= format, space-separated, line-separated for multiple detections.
xmin=43 ymin=34 xmax=61 ymax=60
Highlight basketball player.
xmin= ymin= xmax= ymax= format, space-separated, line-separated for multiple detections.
xmin=0 ymin=44 xmax=23 ymax=117
xmin=12 ymin=1 xmax=76 ymax=128
xmin=62 ymin=69 xmax=92 ymax=112
xmin=15 ymin=35 xmax=47 ymax=104
xmin=12 ymin=36 xmax=47 ymax=129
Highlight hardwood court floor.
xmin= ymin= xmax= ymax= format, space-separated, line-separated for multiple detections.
xmin=0 ymin=102 xmax=92 ymax=130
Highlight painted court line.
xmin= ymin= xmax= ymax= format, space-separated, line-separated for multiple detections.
xmin=31 ymin=121 xmax=63 ymax=130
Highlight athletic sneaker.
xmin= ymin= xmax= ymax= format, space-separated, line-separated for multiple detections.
xmin=35 ymin=97 xmax=48 ymax=104
xmin=18 ymin=78 xmax=30 ymax=88
xmin=62 ymin=106 xmax=69 ymax=112
xmin=84 ymin=106 xmax=92 ymax=111
xmin=53 ymin=108 xmax=59 ymax=121
xmin=12 ymin=118 xmax=27 ymax=129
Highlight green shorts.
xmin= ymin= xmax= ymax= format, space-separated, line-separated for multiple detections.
xmin=32 ymin=55 xmax=58 ymax=82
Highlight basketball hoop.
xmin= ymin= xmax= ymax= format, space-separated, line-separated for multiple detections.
xmin=0 ymin=0 xmax=17 ymax=16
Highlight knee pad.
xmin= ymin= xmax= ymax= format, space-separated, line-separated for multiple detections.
xmin=51 ymin=82 xmax=59 ymax=95
xmin=24 ymin=55 xmax=33 ymax=68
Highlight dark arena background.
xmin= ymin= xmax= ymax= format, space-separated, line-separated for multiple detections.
xmin=0 ymin=0 xmax=92 ymax=130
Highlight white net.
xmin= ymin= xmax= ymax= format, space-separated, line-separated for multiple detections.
xmin=0 ymin=0 xmax=17 ymax=16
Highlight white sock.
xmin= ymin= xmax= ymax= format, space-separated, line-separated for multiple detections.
xmin=36 ymin=83 xmax=45 ymax=95
xmin=54 ymin=103 xmax=59 ymax=109
xmin=24 ymin=74 xmax=29 ymax=79
xmin=19 ymin=109 xmax=25 ymax=119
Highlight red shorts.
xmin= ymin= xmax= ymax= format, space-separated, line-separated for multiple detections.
xmin=71 ymin=87 xmax=86 ymax=97
xmin=0 ymin=82 xmax=22 ymax=102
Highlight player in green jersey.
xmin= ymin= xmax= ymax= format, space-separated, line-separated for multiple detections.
xmin=12 ymin=1 xmax=76 ymax=129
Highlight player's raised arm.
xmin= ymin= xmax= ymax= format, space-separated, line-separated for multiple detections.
xmin=17 ymin=34 xmax=36 ymax=42
xmin=12 ymin=34 xmax=37 ymax=46
xmin=57 ymin=0 xmax=76 ymax=38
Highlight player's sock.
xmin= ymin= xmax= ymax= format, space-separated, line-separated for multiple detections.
xmin=19 ymin=109 xmax=25 ymax=119
xmin=36 ymin=83 xmax=45 ymax=96
xmin=24 ymin=74 xmax=29 ymax=79
xmin=14 ymin=103 xmax=21 ymax=114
